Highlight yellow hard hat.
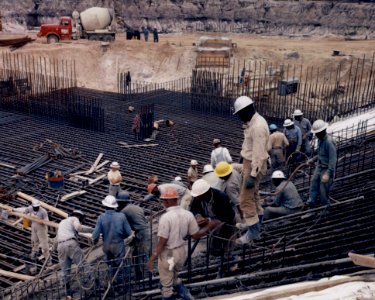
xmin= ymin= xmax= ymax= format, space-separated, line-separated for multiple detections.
xmin=214 ymin=161 xmax=233 ymax=178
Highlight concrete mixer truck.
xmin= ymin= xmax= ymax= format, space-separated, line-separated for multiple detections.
xmin=37 ymin=7 xmax=116 ymax=43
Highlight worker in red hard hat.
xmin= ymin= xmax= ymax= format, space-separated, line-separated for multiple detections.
xmin=147 ymin=184 xmax=217 ymax=300
xmin=233 ymin=96 xmax=270 ymax=245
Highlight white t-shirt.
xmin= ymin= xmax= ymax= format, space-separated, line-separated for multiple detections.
xmin=158 ymin=206 xmax=199 ymax=249
xmin=107 ymin=170 xmax=122 ymax=185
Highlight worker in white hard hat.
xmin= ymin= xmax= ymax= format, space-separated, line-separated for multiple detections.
xmin=307 ymin=120 xmax=337 ymax=208
xmin=187 ymin=160 xmax=199 ymax=189
xmin=190 ymin=179 xmax=235 ymax=263
xmin=147 ymin=185 xmax=217 ymax=300
xmin=283 ymin=118 xmax=302 ymax=166
xmin=56 ymin=210 xmax=93 ymax=299
xmin=232 ymin=95 xmax=269 ymax=245
xmin=293 ymin=109 xmax=312 ymax=157
xmin=92 ymin=195 xmax=132 ymax=278
xmin=107 ymin=161 xmax=129 ymax=200
xmin=211 ymin=138 xmax=232 ymax=168
xmin=13 ymin=200 xmax=51 ymax=265
xmin=268 ymin=124 xmax=289 ymax=170
xmin=202 ymin=164 xmax=223 ymax=190
xmin=263 ymin=171 xmax=304 ymax=220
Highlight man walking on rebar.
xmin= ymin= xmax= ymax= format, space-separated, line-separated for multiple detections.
xmin=116 ymin=194 xmax=150 ymax=280
xmin=107 ymin=162 xmax=129 ymax=200
xmin=147 ymin=184 xmax=217 ymax=300
xmin=14 ymin=200 xmax=51 ymax=265
xmin=268 ymin=124 xmax=289 ymax=170
xmin=307 ymin=120 xmax=337 ymax=208
xmin=293 ymin=109 xmax=312 ymax=157
xmin=232 ymin=96 xmax=269 ymax=245
xmin=56 ymin=210 xmax=93 ymax=299
xmin=210 ymin=138 xmax=232 ymax=168
xmin=283 ymin=118 xmax=302 ymax=166
xmin=92 ymin=196 xmax=133 ymax=281
xmin=187 ymin=160 xmax=199 ymax=189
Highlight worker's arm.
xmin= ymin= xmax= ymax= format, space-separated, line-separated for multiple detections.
xmin=250 ymin=127 xmax=269 ymax=178
xmin=191 ymin=220 xmax=221 ymax=240
xmin=210 ymin=151 xmax=215 ymax=167
xmin=224 ymin=148 xmax=233 ymax=164
xmin=147 ymin=237 xmax=168 ymax=272
xmin=72 ymin=218 xmax=93 ymax=233
xmin=283 ymin=134 xmax=289 ymax=147
xmin=91 ymin=217 xmax=102 ymax=244
xmin=122 ymin=215 xmax=133 ymax=238
xmin=13 ymin=206 xmax=29 ymax=213
xmin=327 ymin=139 xmax=337 ymax=177
xmin=296 ymin=128 xmax=302 ymax=151
xmin=267 ymin=136 xmax=272 ymax=152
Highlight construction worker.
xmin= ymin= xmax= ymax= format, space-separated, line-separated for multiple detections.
xmin=56 ymin=210 xmax=93 ymax=299
xmin=268 ymin=124 xmax=289 ymax=170
xmin=190 ymin=179 xmax=235 ymax=258
xmin=210 ymin=138 xmax=232 ymax=168
xmin=263 ymin=171 xmax=304 ymax=220
xmin=232 ymin=96 xmax=269 ymax=245
xmin=187 ymin=160 xmax=199 ymax=189
xmin=202 ymin=164 xmax=222 ymax=190
xmin=116 ymin=194 xmax=150 ymax=280
xmin=92 ymin=195 xmax=132 ymax=278
xmin=143 ymin=27 xmax=149 ymax=42
xmin=147 ymin=184 xmax=217 ymax=300
xmin=293 ymin=109 xmax=312 ymax=157
xmin=307 ymin=120 xmax=337 ymax=208
xmin=283 ymin=118 xmax=302 ymax=165
xmin=214 ymin=162 xmax=243 ymax=222
xmin=153 ymin=28 xmax=159 ymax=43
xmin=14 ymin=200 xmax=51 ymax=265
xmin=107 ymin=162 xmax=129 ymax=200
xmin=168 ymin=179 xmax=193 ymax=210
xmin=144 ymin=183 xmax=160 ymax=201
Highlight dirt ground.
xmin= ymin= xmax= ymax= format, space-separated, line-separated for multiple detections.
xmin=1 ymin=32 xmax=375 ymax=92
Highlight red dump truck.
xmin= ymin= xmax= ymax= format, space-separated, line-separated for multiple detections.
xmin=37 ymin=7 xmax=116 ymax=43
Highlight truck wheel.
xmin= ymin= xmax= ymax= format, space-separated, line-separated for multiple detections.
xmin=47 ymin=35 xmax=59 ymax=44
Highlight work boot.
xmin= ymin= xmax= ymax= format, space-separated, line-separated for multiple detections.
xmin=235 ymin=223 xmax=261 ymax=245
xmin=174 ymin=284 xmax=194 ymax=300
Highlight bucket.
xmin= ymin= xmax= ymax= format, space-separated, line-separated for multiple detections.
xmin=23 ymin=217 xmax=30 ymax=229
xmin=47 ymin=176 xmax=64 ymax=189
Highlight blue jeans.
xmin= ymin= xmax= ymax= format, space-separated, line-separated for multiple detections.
xmin=103 ymin=242 xmax=126 ymax=281
xmin=308 ymin=167 xmax=333 ymax=206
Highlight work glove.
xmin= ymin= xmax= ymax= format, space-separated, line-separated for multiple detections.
xmin=246 ymin=176 xmax=257 ymax=189
xmin=307 ymin=158 xmax=315 ymax=166
xmin=125 ymin=231 xmax=135 ymax=245
xmin=321 ymin=172 xmax=330 ymax=183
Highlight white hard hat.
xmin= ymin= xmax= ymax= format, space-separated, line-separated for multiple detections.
xmin=32 ymin=200 xmax=41 ymax=207
xmin=174 ymin=176 xmax=182 ymax=181
xmin=271 ymin=170 xmax=286 ymax=179
xmin=72 ymin=210 xmax=84 ymax=216
xmin=102 ymin=195 xmax=118 ymax=208
xmin=293 ymin=109 xmax=303 ymax=116
xmin=202 ymin=164 xmax=214 ymax=174
xmin=191 ymin=179 xmax=210 ymax=197
xmin=212 ymin=138 xmax=221 ymax=145
xmin=283 ymin=119 xmax=294 ymax=127
xmin=110 ymin=161 xmax=120 ymax=168
xmin=311 ymin=119 xmax=328 ymax=134
xmin=233 ymin=96 xmax=254 ymax=115
xmin=190 ymin=160 xmax=198 ymax=166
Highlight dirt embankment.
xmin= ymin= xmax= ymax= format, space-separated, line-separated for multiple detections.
xmin=1 ymin=33 xmax=375 ymax=92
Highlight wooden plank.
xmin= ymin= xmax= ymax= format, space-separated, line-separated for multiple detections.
xmin=0 ymin=204 xmax=59 ymax=228
xmin=0 ymin=269 xmax=34 ymax=281
xmin=0 ymin=161 xmax=16 ymax=169
xmin=85 ymin=153 xmax=103 ymax=175
xmin=60 ymin=190 xmax=87 ymax=202
xmin=349 ymin=252 xmax=375 ymax=269
xmin=13 ymin=265 xmax=26 ymax=273
xmin=11 ymin=217 xmax=23 ymax=226
xmin=96 ymin=160 xmax=110 ymax=170
xmin=89 ymin=174 xmax=106 ymax=185
xmin=15 ymin=192 xmax=68 ymax=219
